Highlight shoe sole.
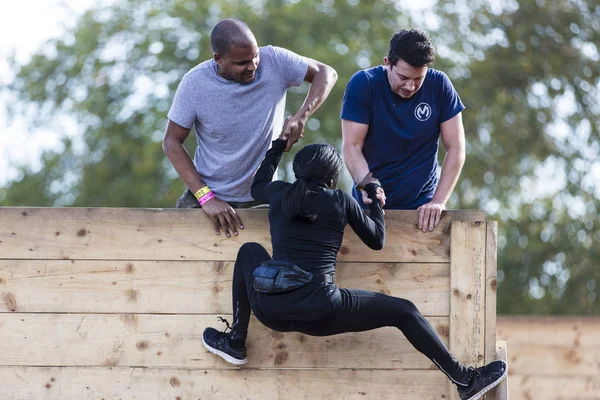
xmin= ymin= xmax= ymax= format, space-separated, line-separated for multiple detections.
xmin=463 ymin=361 xmax=508 ymax=400
xmin=202 ymin=336 xmax=248 ymax=365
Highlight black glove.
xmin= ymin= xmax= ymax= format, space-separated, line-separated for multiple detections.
xmin=364 ymin=182 xmax=383 ymax=205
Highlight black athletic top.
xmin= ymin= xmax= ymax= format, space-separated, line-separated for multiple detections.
xmin=251 ymin=139 xmax=386 ymax=277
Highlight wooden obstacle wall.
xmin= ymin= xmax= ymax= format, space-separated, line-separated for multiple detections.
xmin=0 ymin=207 xmax=505 ymax=399
xmin=497 ymin=316 xmax=600 ymax=400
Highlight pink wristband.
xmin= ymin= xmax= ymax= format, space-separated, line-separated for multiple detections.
xmin=198 ymin=191 xmax=215 ymax=206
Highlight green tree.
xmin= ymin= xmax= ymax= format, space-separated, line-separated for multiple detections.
xmin=2 ymin=0 xmax=599 ymax=314
xmin=433 ymin=0 xmax=599 ymax=314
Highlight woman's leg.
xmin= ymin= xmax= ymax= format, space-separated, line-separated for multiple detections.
xmin=202 ymin=242 xmax=270 ymax=365
xmin=229 ymin=242 xmax=271 ymax=342
xmin=289 ymin=288 xmax=472 ymax=387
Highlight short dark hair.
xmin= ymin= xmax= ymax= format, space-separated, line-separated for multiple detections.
xmin=282 ymin=143 xmax=343 ymax=221
xmin=387 ymin=29 xmax=435 ymax=68
xmin=210 ymin=19 xmax=255 ymax=54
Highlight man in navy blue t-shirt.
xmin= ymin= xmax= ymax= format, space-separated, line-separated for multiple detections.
xmin=341 ymin=29 xmax=465 ymax=232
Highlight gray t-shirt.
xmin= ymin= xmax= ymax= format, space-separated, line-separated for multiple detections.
xmin=168 ymin=45 xmax=308 ymax=202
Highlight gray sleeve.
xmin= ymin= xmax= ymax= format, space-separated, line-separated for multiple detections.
xmin=269 ymin=46 xmax=308 ymax=88
xmin=167 ymin=74 xmax=195 ymax=129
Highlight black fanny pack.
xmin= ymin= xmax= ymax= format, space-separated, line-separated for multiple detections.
xmin=253 ymin=260 xmax=332 ymax=294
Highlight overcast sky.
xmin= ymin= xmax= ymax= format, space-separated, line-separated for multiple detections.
xmin=0 ymin=1 xmax=116 ymax=186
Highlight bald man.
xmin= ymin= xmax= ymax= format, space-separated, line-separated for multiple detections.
xmin=163 ymin=19 xmax=337 ymax=238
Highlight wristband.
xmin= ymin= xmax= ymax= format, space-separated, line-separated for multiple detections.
xmin=194 ymin=186 xmax=211 ymax=200
xmin=198 ymin=191 xmax=215 ymax=206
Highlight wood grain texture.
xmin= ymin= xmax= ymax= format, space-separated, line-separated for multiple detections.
xmin=498 ymin=317 xmax=600 ymax=400
xmin=484 ymin=222 xmax=499 ymax=400
xmin=0 ymin=206 xmax=500 ymax=400
xmin=0 ymin=260 xmax=450 ymax=315
xmin=0 ymin=367 xmax=450 ymax=400
xmin=495 ymin=340 xmax=508 ymax=400
xmin=449 ymin=221 xmax=487 ymax=400
xmin=508 ymin=375 xmax=600 ymax=400
xmin=0 ymin=207 xmax=485 ymax=262
xmin=0 ymin=313 xmax=449 ymax=369
xmin=497 ymin=316 xmax=600 ymax=376
xmin=449 ymin=221 xmax=487 ymax=366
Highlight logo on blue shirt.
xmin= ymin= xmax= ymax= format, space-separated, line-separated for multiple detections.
xmin=414 ymin=102 xmax=432 ymax=121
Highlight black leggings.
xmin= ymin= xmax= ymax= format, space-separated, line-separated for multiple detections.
xmin=230 ymin=242 xmax=470 ymax=386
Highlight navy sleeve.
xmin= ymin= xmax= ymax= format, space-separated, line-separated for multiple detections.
xmin=438 ymin=71 xmax=465 ymax=123
xmin=340 ymin=71 xmax=372 ymax=124
xmin=251 ymin=139 xmax=289 ymax=203
xmin=341 ymin=187 xmax=385 ymax=250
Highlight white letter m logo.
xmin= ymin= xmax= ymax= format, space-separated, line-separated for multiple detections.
xmin=414 ymin=103 xmax=432 ymax=121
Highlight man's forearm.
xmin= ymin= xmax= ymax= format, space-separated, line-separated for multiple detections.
xmin=163 ymin=139 xmax=205 ymax=193
xmin=432 ymin=148 xmax=465 ymax=204
xmin=343 ymin=145 xmax=371 ymax=184
xmin=297 ymin=66 xmax=337 ymax=118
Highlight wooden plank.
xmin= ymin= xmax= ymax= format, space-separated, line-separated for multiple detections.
xmin=0 ymin=367 xmax=449 ymax=400
xmin=449 ymin=221 xmax=487 ymax=400
xmin=484 ymin=222 xmax=498 ymax=364
xmin=335 ymin=262 xmax=450 ymax=316
xmin=497 ymin=317 xmax=600 ymax=400
xmin=497 ymin=316 xmax=600 ymax=346
xmin=508 ymin=375 xmax=600 ymax=400
xmin=495 ymin=340 xmax=508 ymax=400
xmin=0 ymin=313 xmax=449 ymax=369
xmin=0 ymin=260 xmax=450 ymax=315
xmin=341 ymin=209 xmax=484 ymax=263
xmin=502 ymin=345 xmax=600 ymax=376
xmin=0 ymin=207 xmax=485 ymax=262
xmin=497 ymin=316 xmax=600 ymax=376
xmin=484 ymin=222 xmax=498 ymax=400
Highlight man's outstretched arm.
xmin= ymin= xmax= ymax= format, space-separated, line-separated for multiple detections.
xmin=280 ymin=58 xmax=338 ymax=151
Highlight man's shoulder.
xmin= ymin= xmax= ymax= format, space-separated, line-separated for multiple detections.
xmin=422 ymin=68 xmax=461 ymax=101
xmin=259 ymin=45 xmax=295 ymax=60
xmin=259 ymin=45 xmax=306 ymax=68
xmin=426 ymin=68 xmax=452 ymax=84
xmin=353 ymin=65 xmax=385 ymax=82
xmin=182 ymin=59 xmax=215 ymax=82
xmin=259 ymin=45 xmax=275 ymax=56
xmin=347 ymin=66 xmax=385 ymax=92
xmin=364 ymin=65 xmax=386 ymax=78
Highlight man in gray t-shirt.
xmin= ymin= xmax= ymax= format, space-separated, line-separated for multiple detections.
xmin=163 ymin=19 xmax=337 ymax=238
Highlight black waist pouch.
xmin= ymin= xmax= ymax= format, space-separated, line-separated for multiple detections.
xmin=253 ymin=260 xmax=313 ymax=294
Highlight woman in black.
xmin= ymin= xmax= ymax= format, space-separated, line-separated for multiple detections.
xmin=203 ymin=138 xmax=506 ymax=400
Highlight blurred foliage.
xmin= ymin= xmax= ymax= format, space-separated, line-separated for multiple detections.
xmin=1 ymin=0 xmax=599 ymax=314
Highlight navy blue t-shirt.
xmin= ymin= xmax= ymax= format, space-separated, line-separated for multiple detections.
xmin=341 ymin=66 xmax=464 ymax=209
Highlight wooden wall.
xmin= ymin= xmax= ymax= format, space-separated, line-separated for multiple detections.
xmin=497 ymin=316 xmax=600 ymax=400
xmin=0 ymin=207 xmax=500 ymax=400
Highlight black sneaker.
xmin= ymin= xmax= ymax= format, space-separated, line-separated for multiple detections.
xmin=457 ymin=360 xmax=507 ymax=400
xmin=202 ymin=325 xmax=247 ymax=365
